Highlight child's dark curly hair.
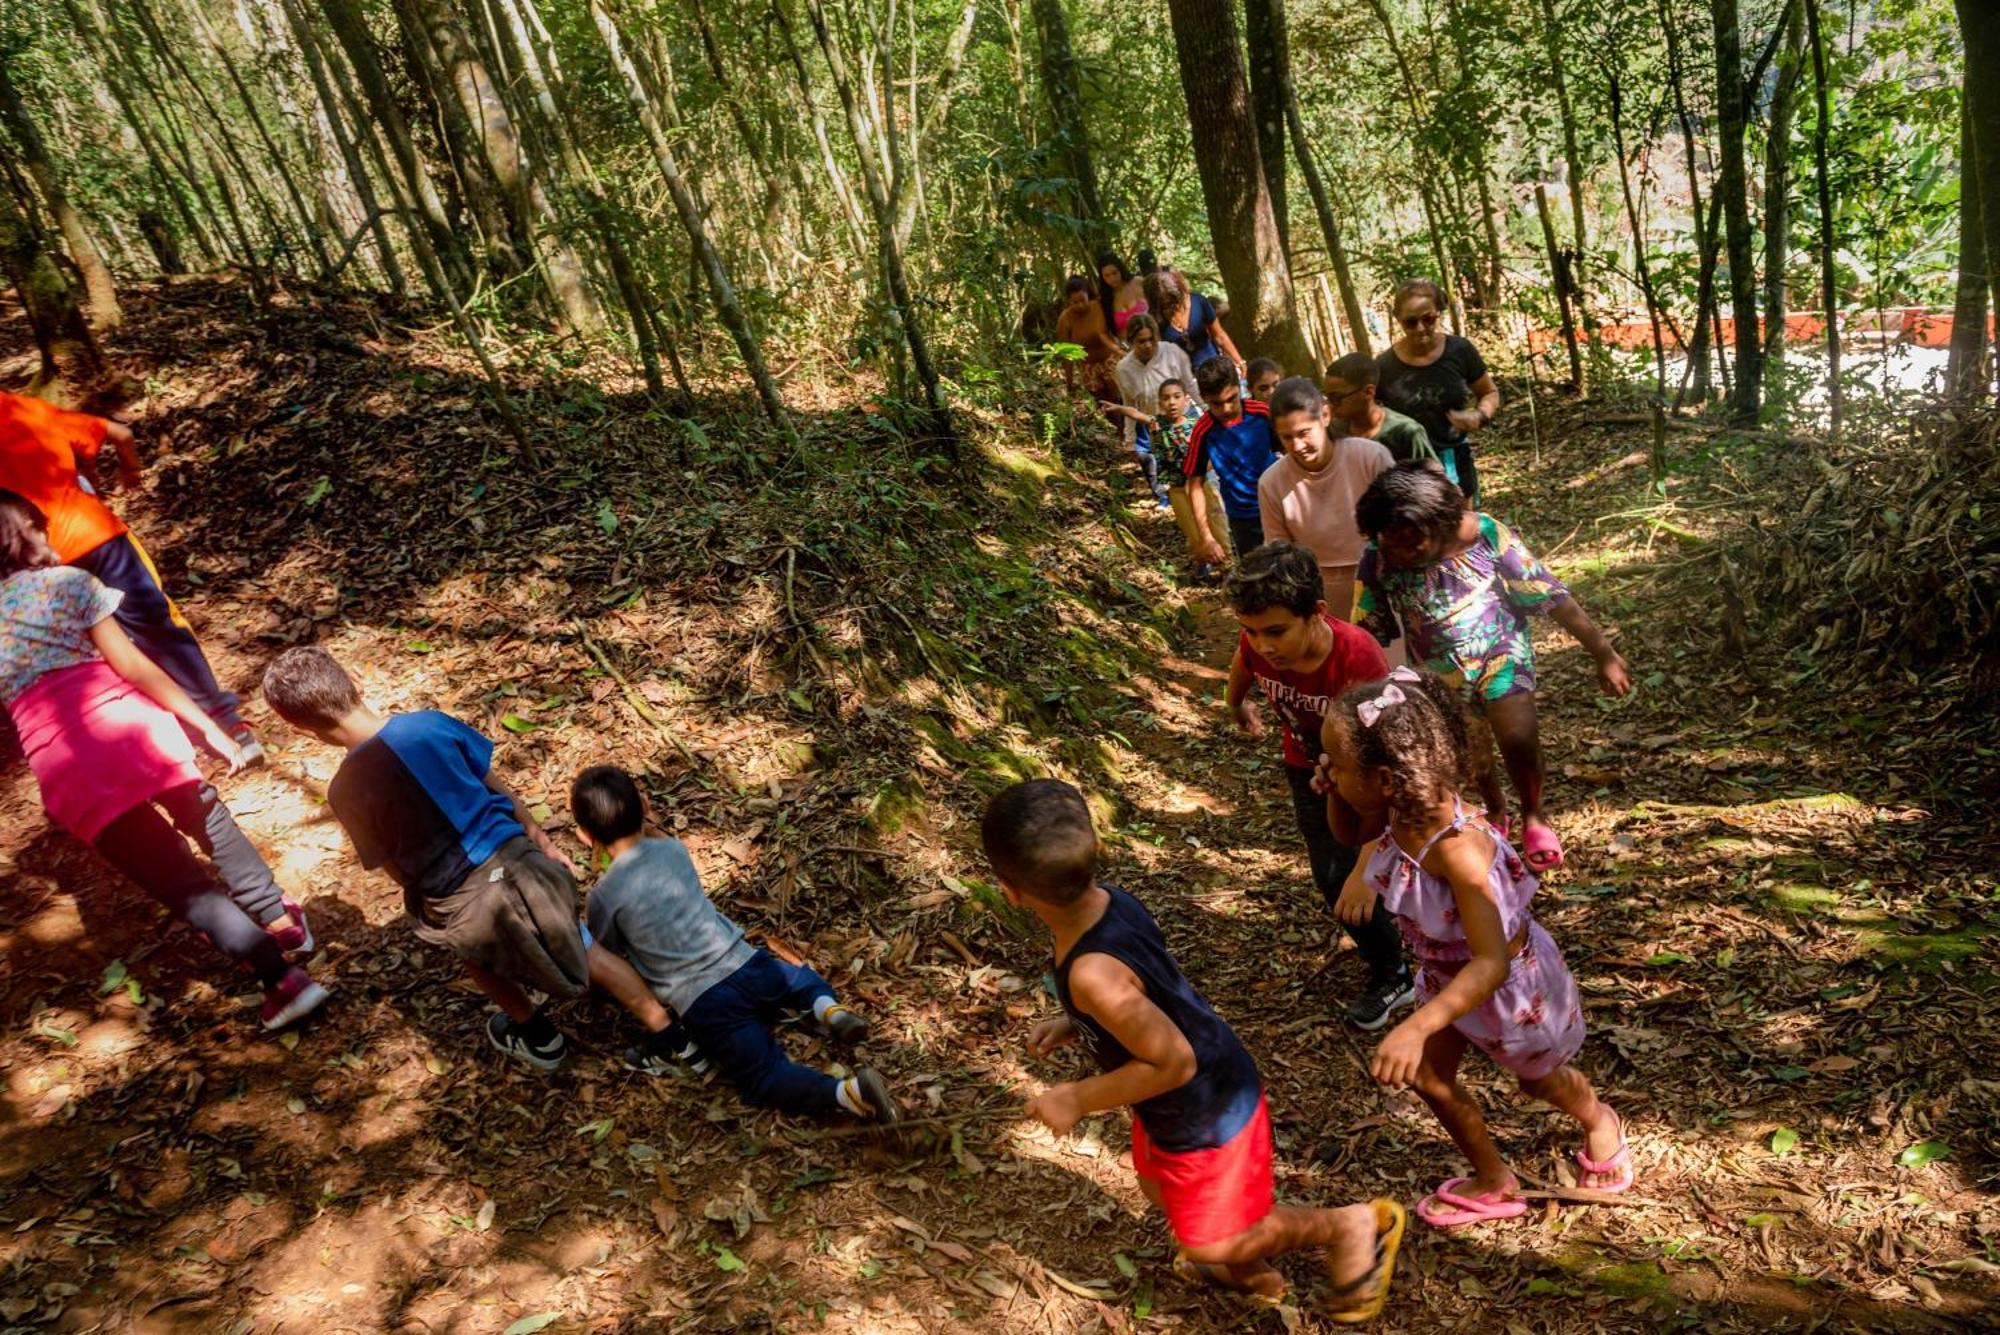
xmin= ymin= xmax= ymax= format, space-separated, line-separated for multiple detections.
xmin=1355 ymin=461 xmax=1465 ymax=543
xmin=1328 ymin=668 xmax=1473 ymax=824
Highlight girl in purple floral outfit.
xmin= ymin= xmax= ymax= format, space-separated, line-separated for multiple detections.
xmin=1324 ymin=667 xmax=1633 ymax=1228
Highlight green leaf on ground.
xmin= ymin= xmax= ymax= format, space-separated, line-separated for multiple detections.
xmin=1768 ymin=1065 xmax=1810 ymax=1082
xmin=596 ymin=499 xmax=618 ymax=535
xmin=100 ymin=960 xmax=128 ymax=993
xmin=1644 ymin=951 xmax=1690 ymax=965
xmin=1770 ymin=1127 xmax=1800 ymax=1155
xmin=1898 ymin=1140 xmax=1951 ymax=1168
xmin=1745 ymin=1213 xmax=1783 ymax=1228
xmin=302 ymin=476 xmax=331 ymax=506
xmin=501 ymin=1315 xmax=563 ymax=1335
xmin=32 ymin=1018 xmax=77 ymax=1046
xmin=1113 ymin=1252 xmax=1137 ymax=1279
xmin=712 ymin=1247 xmax=745 ymax=1272
xmin=500 ymin=713 xmax=537 ymax=734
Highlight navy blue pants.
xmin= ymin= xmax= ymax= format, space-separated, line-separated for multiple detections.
xmin=73 ymin=534 xmax=241 ymax=730
xmin=680 ymin=951 xmax=842 ymax=1115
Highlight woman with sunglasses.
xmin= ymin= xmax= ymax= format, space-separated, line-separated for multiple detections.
xmin=1375 ymin=280 xmax=1501 ymax=503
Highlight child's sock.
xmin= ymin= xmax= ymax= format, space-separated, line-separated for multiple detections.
xmin=834 ymin=1077 xmax=866 ymax=1117
xmin=811 ymin=995 xmax=840 ymax=1025
xmin=518 ymin=1008 xmax=559 ymax=1045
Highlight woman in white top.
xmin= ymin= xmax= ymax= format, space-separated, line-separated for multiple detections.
xmin=1111 ymin=314 xmax=1197 ymax=452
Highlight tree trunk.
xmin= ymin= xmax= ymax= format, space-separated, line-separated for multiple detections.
xmin=0 ymin=179 xmax=101 ymax=390
xmin=795 ymin=0 xmax=952 ymax=444
xmin=592 ymin=0 xmax=792 ymax=438
xmin=1762 ymin=0 xmax=1804 ymax=388
xmin=894 ymin=0 xmax=980 ymax=251
xmin=0 ymin=57 xmax=121 ymax=328
xmin=319 ymin=0 xmax=473 ymax=294
xmin=1286 ymin=79 xmax=1368 ymax=357
xmin=408 ymin=0 xmax=602 ymax=336
xmin=271 ymin=0 xmax=407 ymax=294
xmin=1243 ymin=0 xmax=1289 ymax=255
xmin=1661 ymin=0 xmax=1714 ymax=403
xmin=1957 ymin=0 xmax=2000 ymax=404
xmin=1164 ymin=0 xmax=1310 ymax=369
xmin=185 ymin=1 xmax=335 ymax=277
xmin=1608 ymin=72 xmax=1667 ymax=393
xmin=135 ymin=208 xmax=184 ymax=274
xmin=1537 ymin=0 xmax=1593 ymax=339
xmin=1714 ymin=0 xmax=1764 ymax=423
xmin=1029 ymin=0 xmax=1105 ymax=246
xmin=493 ymin=0 xmax=663 ymax=391
xmin=1805 ymin=0 xmax=1843 ymax=436
xmin=1947 ymin=56 xmax=1991 ymax=399
xmin=1535 ymin=181 xmax=1582 ymax=391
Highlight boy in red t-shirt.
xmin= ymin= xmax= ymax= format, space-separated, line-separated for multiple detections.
xmin=1225 ymin=540 xmax=1413 ymax=1030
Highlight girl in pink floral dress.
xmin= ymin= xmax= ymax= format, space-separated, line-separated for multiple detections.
xmin=1323 ymin=667 xmax=1633 ymax=1227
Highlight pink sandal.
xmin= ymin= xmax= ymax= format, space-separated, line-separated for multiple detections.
xmin=1415 ymin=1178 xmax=1528 ymax=1228
xmin=1575 ymin=1113 xmax=1636 ymax=1193
xmin=1521 ymin=822 xmax=1564 ymax=872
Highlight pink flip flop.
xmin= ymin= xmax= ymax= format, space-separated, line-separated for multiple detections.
xmin=1521 ymin=823 xmax=1564 ymax=872
xmin=1575 ymin=1114 xmax=1636 ymax=1193
xmin=1415 ymin=1178 xmax=1529 ymax=1228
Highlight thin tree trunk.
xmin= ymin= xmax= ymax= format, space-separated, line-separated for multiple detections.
xmin=1661 ymin=0 xmax=1714 ymax=403
xmin=408 ymin=0 xmax=601 ymax=335
xmin=0 ymin=58 xmax=121 ymax=327
xmin=320 ymin=0 xmax=472 ymax=293
xmin=1164 ymin=0 xmax=1310 ymax=369
xmin=1286 ymin=79 xmax=1368 ymax=357
xmin=128 ymin=0 xmax=297 ymax=273
xmin=776 ymin=12 xmax=869 ymax=263
xmin=1609 ymin=72 xmax=1667 ymax=393
xmin=593 ymin=0 xmax=793 ymax=437
xmin=1947 ymin=58 xmax=1991 ymax=399
xmin=1537 ymin=0 xmax=1593 ymax=339
xmin=273 ymin=0 xmax=406 ymax=293
xmin=1029 ymin=0 xmax=1105 ymax=247
xmin=1805 ymin=0 xmax=1844 ymax=436
xmin=186 ymin=1 xmax=335 ymax=276
xmin=1414 ymin=172 xmax=1467 ymax=333
xmin=1714 ymin=0 xmax=1764 ymax=423
xmin=1243 ymin=0 xmax=1289 ymax=256
xmin=795 ymin=0 xmax=952 ymax=442
xmin=1956 ymin=0 xmax=2000 ymax=403
xmin=1443 ymin=0 xmax=1503 ymax=305
xmin=894 ymin=0 xmax=979 ymax=251
xmin=1762 ymin=0 xmax=1804 ymax=390
xmin=494 ymin=0 xmax=662 ymax=390
xmin=1535 ymin=181 xmax=1583 ymax=390
xmin=0 ymin=178 xmax=102 ymax=390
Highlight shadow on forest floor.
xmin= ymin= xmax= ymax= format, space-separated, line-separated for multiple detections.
xmin=0 ymin=277 xmax=1992 ymax=1333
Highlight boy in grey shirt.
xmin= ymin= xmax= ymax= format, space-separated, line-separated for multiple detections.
xmin=572 ymin=766 xmax=899 ymax=1124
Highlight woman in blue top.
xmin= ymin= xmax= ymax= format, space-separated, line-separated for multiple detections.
xmin=1146 ymin=266 xmax=1245 ymax=375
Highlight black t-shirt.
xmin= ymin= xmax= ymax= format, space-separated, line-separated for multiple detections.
xmin=1375 ymin=335 xmax=1489 ymax=449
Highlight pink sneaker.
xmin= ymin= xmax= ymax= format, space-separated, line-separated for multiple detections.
xmin=268 ymin=896 xmax=314 ymax=954
xmin=261 ymin=966 xmax=329 ymax=1030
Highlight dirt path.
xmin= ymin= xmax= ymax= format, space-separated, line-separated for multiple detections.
xmin=0 ymin=285 xmax=1992 ymax=1332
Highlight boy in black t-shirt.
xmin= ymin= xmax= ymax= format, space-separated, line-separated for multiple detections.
xmin=262 ymin=646 xmax=589 ymax=1071
xmin=986 ymin=779 xmax=1402 ymax=1321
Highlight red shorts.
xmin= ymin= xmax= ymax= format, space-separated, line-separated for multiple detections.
xmin=1129 ymin=1095 xmax=1274 ymax=1248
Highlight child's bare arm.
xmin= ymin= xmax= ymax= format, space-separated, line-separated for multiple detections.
xmin=90 ymin=617 xmax=244 ymax=769
xmin=1026 ymin=954 xmax=1194 ymax=1135
xmin=1370 ymin=835 xmax=1511 ymax=1087
xmin=587 ymin=942 xmax=670 ymax=1031
xmin=1549 ymin=598 xmax=1631 ymax=696
xmin=1224 ymin=649 xmax=1262 ymax=734
xmin=483 ymin=771 xmax=565 ymax=861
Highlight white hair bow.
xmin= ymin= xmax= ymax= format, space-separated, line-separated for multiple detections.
xmin=1356 ymin=666 xmax=1423 ymax=728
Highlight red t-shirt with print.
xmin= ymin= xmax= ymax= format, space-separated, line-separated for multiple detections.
xmin=1239 ymin=614 xmax=1389 ymax=767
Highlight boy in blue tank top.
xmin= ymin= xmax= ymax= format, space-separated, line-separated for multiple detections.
xmin=982 ymin=780 xmax=1403 ymax=1321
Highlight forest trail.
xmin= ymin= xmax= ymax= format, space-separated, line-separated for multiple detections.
xmin=0 ymin=281 xmax=1994 ymax=1334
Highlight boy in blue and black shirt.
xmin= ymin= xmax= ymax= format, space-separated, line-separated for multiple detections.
xmin=262 ymin=646 xmax=588 ymax=1071
xmin=1185 ymin=354 xmax=1281 ymax=566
